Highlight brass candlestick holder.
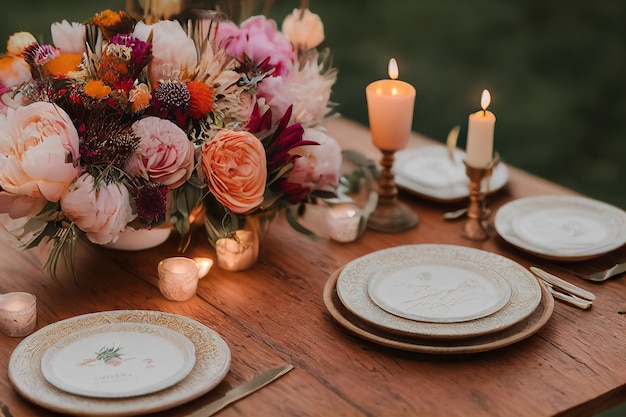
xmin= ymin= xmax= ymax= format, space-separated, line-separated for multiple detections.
xmin=461 ymin=154 xmax=499 ymax=241
xmin=367 ymin=149 xmax=419 ymax=232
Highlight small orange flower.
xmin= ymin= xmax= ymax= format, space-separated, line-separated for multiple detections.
xmin=43 ymin=53 xmax=83 ymax=77
xmin=129 ymin=83 xmax=151 ymax=112
xmin=89 ymin=9 xmax=134 ymax=39
xmin=84 ymin=79 xmax=112 ymax=99
xmin=187 ymin=81 xmax=215 ymax=119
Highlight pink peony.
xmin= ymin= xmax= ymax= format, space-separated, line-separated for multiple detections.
xmin=287 ymin=127 xmax=341 ymax=191
xmin=133 ymin=20 xmax=197 ymax=83
xmin=201 ymin=129 xmax=267 ymax=214
xmin=0 ymin=102 xmax=80 ymax=217
xmin=127 ymin=117 xmax=194 ymax=188
xmin=218 ymin=16 xmax=295 ymax=77
xmin=60 ymin=173 xmax=135 ymax=245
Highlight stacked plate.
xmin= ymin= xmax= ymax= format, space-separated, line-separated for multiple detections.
xmin=394 ymin=146 xmax=509 ymax=202
xmin=8 ymin=310 xmax=231 ymax=416
xmin=495 ymin=195 xmax=626 ymax=261
xmin=323 ymin=244 xmax=554 ymax=354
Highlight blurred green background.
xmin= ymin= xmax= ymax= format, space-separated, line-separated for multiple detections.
xmin=1 ymin=0 xmax=624 ymax=210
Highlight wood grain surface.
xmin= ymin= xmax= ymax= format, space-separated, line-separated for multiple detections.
xmin=0 ymin=117 xmax=624 ymax=417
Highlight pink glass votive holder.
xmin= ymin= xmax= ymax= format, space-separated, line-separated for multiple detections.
xmin=0 ymin=292 xmax=37 ymax=337
xmin=158 ymin=257 xmax=201 ymax=301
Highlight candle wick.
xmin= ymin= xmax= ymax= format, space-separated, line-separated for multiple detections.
xmin=482 ymin=109 xmax=486 ymax=116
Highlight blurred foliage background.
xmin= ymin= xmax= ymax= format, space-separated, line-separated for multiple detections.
xmin=1 ymin=0 xmax=624 ymax=209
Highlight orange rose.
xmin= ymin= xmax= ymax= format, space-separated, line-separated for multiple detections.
xmin=201 ymin=130 xmax=267 ymax=214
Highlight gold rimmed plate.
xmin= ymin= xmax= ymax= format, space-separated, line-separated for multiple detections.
xmin=9 ymin=310 xmax=231 ymax=417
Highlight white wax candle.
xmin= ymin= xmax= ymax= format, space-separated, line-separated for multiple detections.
xmin=366 ymin=58 xmax=416 ymax=151
xmin=326 ymin=203 xmax=361 ymax=242
xmin=466 ymin=89 xmax=496 ymax=168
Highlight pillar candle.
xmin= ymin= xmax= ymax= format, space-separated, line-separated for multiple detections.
xmin=366 ymin=58 xmax=416 ymax=151
xmin=466 ymin=89 xmax=496 ymax=168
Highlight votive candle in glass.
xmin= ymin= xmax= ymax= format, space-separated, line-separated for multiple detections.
xmin=0 ymin=292 xmax=37 ymax=337
xmin=158 ymin=257 xmax=201 ymax=301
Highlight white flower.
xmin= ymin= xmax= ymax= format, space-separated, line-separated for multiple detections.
xmin=282 ymin=8 xmax=325 ymax=50
xmin=133 ymin=20 xmax=197 ymax=83
xmin=6 ymin=32 xmax=37 ymax=56
xmin=50 ymin=20 xmax=86 ymax=55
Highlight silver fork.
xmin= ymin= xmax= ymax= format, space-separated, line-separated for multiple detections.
xmin=587 ymin=262 xmax=626 ymax=282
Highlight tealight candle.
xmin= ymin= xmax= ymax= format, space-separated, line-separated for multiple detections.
xmin=193 ymin=257 xmax=214 ymax=278
xmin=366 ymin=58 xmax=416 ymax=151
xmin=326 ymin=203 xmax=362 ymax=242
xmin=158 ymin=257 xmax=201 ymax=301
xmin=466 ymin=89 xmax=496 ymax=168
xmin=0 ymin=292 xmax=37 ymax=337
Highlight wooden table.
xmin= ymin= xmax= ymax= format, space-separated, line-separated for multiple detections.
xmin=0 ymin=118 xmax=624 ymax=417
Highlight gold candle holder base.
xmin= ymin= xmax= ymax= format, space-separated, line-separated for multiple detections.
xmin=367 ymin=150 xmax=419 ymax=232
xmin=461 ymin=155 xmax=499 ymax=241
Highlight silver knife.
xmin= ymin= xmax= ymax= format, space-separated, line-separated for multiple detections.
xmin=186 ymin=364 xmax=294 ymax=417
xmin=530 ymin=266 xmax=596 ymax=302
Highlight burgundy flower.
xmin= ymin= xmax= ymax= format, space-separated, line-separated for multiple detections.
xmin=151 ymin=81 xmax=190 ymax=128
xmin=134 ymin=184 xmax=168 ymax=225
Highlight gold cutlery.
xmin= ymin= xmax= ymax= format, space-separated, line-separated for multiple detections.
xmin=545 ymin=284 xmax=592 ymax=310
xmin=530 ymin=267 xmax=595 ymax=302
xmin=186 ymin=364 xmax=294 ymax=417
xmin=446 ymin=125 xmax=461 ymax=162
xmin=587 ymin=262 xmax=626 ymax=282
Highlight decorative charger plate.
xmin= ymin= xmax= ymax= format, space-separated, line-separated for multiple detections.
xmin=494 ymin=195 xmax=626 ymax=261
xmin=9 ymin=310 xmax=231 ymax=417
xmin=394 ymin=146 xmax=508 ymax=202
xmin=325 ymin=268 xmax=554 ymax=354
xmin=336 ymin=244 xmax=542 ymax=339
xmin=40 ymin=323 xmax=196 ymax=398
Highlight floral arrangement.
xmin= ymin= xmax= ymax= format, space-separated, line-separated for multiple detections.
xmin=0 ymin=1 xmax=340 ymax=277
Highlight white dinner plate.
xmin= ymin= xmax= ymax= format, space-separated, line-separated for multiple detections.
xmin=494 ymin=195 xmax=626 ymax=261
xmin=9 ymin=310 xmax=231 ymax=417
xmin=41 ymin=323 xmax=196 ymax=398
xmin=336 ymin=244 xmax=542 ymax=339
xmin=394 ymin=146 xmax=508 ymax=202
xmin=368 ymin=262 xmax=511 ymax=323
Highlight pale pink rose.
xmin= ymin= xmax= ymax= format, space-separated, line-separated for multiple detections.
xmin=50 ymin=20 xmax=86 ymax=55
xmin=127 ymin=117 xmax=194 ymax=188
xmin=133 ymin=20 xmax=197 ymax=83
xmin=60 ymin=173 xmax=135 ymax=245
xmin=281 ymin=8 xmax=325 ymax=50
xmin=0 ymin=102 xmax=80 ymax=206
xmin=287 ymin=127 xmax=341 ymax=190
xmin=201 ymin=129 xmax=267 ymax=214
xmin=218 ymin=16 xmax=295 ymax=77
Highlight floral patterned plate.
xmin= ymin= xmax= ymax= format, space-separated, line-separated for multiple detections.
xmin=9 ymin=310 xmax=230 ymax=417
xmin=40 ymin=322 xmax=196 ymax=398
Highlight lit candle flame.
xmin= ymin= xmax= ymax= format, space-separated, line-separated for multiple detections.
xmin=388 ymin=58 xmax=399 ymax=80
xmin=480 ymin=89 xmax=491 ymax=111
